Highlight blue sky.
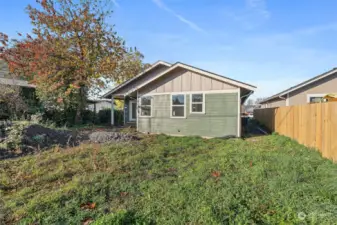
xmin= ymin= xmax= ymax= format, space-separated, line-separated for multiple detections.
xmin=1 ymin=0 xmax=337 ymax=99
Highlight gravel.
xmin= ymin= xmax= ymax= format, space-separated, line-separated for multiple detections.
xmin=88 ymin=131 xmax=140 ymax=143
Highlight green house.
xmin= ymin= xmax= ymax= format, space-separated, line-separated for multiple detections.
xmin=103 ymin=61 xmax=256 ymax=138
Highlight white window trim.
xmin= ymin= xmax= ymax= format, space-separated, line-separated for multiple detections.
xmin=306 ymin=94 xmax=327 ymax=103
xmin=139 ymin=96 xmax=152 ymax=118
xmin=190 ymin=93 xmax=205 ymax=114
xmin=139 ymin=89 xmax=238 ymax=97
xmin=129 ymin=100 xmax=137 ymax=121
xmin=170 ymin=93 xmax=186 ymax=119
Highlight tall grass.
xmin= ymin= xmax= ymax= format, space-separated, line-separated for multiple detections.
xmin=1 ymin=134 xmax=337 ymax=224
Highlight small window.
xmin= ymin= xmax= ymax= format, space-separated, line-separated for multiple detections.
xmin=171 ymin=94 xmax=185 ymax=118
xmin=190 ymin=93 xmax=205 ymax=113
xmin=307 ymin=94 xmax=328 ymax=104
xmin=140 ymin=96 xmax=152 ymax=117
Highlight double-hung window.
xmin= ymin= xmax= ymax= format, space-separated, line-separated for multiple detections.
xmin=190 ymin=93 xmax=205 ymax=113
xmin=139 ymin=96 xmax=152 ymax=117
xmin=190 ymin=94 xmax=205 ymax=113
xmin=171 ymin=94 xmax=185 ymax=118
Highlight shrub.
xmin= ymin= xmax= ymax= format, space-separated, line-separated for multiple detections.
xmin=82 ymin=110 xmax=96 ymax=124
xmin=98 ymin=108 xmax=111 ymax=124
xmin=97 ymin=108 xmax=123 ymax=125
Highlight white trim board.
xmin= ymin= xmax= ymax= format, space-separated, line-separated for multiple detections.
xmin=237 ymin=88 xmax=241 ymax=138
xmin=139 ymin=89 xmax=239 ymax=97
xmin=126 ymin=63 xmax=256 ymax=96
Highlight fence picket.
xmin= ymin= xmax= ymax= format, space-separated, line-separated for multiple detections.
xmin=254 ymin=102 xmax=337 ymax=161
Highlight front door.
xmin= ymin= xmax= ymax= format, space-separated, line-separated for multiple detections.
xmin=129 ymin=100 xmax=137 ymax=121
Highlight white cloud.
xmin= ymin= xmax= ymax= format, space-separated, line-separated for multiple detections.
xmin=112 ymin=0 xmax=120 ymax=8
xmin=246 ymin=0 xmax=270 ymax=19
xmin=151 ymin=0 xmax=205 ymax=33
xmin=223 ymin=0 xmax=271 ymax=29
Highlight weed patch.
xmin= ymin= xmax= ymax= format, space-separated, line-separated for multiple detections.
xmin=1 ymin=135 xmax=337 ymax=224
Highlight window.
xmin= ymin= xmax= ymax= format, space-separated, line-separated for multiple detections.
xmin=171 ymin=94 xmax=185 ymax=118
xmin=190 ymin=93 xmax=205 ymax=113
xmin=309 ymin=97 xmax=326 ymax=103
xmin=307 ymin=94 xmax=328 ymax=104
xmin=140 ymin=96 xmax=152 ymax=117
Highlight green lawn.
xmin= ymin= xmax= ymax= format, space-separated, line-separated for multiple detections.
xmin=1 ymin=134 xmax=337 ymax=224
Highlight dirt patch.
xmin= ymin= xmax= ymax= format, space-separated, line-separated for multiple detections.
xmin=21 ymin=124 xmax=80 ymax=149
xmin=0 ymin=124 xmax=140 ymax=160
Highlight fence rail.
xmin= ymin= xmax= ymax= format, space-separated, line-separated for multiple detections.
xmin=254 ymin=102 xmax=337 ymax=161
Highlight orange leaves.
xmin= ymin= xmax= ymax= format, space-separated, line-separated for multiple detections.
xmin=211 ymin=171 xmax=221 ymax=178
xmin=80 ymin=202 xmax=96 ymax=210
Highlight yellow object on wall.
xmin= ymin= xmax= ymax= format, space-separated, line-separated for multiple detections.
xmin=324 ymin=94 xmax=337 ymax=102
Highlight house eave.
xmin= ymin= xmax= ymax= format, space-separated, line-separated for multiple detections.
xmin=101 ymin=60 xmax=171 ymax=98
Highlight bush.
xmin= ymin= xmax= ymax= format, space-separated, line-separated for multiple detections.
xmin=97 ymin=108 xmax=123 ymax=125
xmin=98 ymin=108 xmax=111 ymax=124
xmin=82 ymin=110 xmax=96 ymax=124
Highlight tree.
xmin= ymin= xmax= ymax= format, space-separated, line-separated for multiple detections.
xmin=255 ymin=98 xmax=266 ymax=104
xmin=0 ymin=84 xmax=28 ymax=120
xmin=246 ymin=99 xmax=254 ymax=106
xmin=0 ymin=0 xmax=139 ymax=123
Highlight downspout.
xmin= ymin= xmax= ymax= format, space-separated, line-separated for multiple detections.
xmin=278 ymin=94 xmax=289 ymax=106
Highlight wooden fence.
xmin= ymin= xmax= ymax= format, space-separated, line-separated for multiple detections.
xmin=254 ymin=102 xmax=337 ymax=161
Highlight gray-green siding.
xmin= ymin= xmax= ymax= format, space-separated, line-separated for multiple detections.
xmin=138 ymin=93 xmax=238 ymax=137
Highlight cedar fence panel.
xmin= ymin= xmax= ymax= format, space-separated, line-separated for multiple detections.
xmin=254 ymin=102 xmax=337 ymax=161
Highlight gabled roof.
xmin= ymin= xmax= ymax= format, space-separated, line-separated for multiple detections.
xmin=260 ymin=67 xmax=337 ymax=104
xmin=103 ymin=61 xmax=256 ymax=98
xmin=102 ymin=60 xmax=171 ymax=98
xmin=125 ymin=62 xmax=256 ymax=95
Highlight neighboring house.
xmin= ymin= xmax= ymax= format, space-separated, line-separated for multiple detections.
xmin=0 ymin=60 xmax=36 ymax=88
xmin=260 ymin=68 xmax=337 ymax=108
xmin=87 ymin=99 xmax=111 ymax=113
xmin=102 ymin=61 xmax=256 ymax=138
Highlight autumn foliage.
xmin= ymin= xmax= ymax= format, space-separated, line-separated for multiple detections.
xmin=0 ymin=0 xmax=146 ymax=123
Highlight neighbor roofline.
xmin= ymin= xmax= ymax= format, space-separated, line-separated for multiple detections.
xmin=0 ymin=77 xmax=36 ymax=88
xmin=259 ymin=67 xmax=337 ymax=104
xmin=125 ymin=62 xmax=256 ymax=95
xmin=101 ymin=60 xmax=171 ymax=98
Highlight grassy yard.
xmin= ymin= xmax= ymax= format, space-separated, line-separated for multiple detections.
xmin=1 ymin=134 xmax=337 ymax=224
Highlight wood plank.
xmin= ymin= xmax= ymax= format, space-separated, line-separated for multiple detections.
xmin=254 ymin=102 xmax=337 ymax=162
xmin=330 ymin=103 xmax=337 ymax=161
xmin=315 ymin=103 xmax=322 ymax=152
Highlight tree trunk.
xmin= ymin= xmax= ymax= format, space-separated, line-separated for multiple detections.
xmin=74 ymin=86 xmax=86 ymax=124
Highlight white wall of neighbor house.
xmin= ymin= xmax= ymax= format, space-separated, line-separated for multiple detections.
xmin=87 ymin=101 xmax=111 ymax=113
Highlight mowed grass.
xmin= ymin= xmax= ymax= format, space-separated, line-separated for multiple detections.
xmin=1 ymin=134 xmax=337 ymax=224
